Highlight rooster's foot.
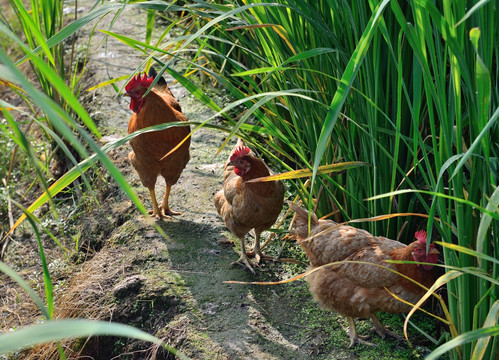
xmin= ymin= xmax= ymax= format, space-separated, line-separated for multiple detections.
xmin=148 ymin=209 xmax=171 ymax=220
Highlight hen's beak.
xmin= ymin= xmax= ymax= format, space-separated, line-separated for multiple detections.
xmin=429 ymin=247 xmax=439 ymax=255
xmin=123 ymin=92 xmax=131 ymax=97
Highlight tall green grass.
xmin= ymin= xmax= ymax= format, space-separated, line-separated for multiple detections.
xmin=124 ymin=1 xmax=496 ymax=359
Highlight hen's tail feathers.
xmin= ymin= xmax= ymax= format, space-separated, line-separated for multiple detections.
xmin=213 ymin=190 xmax=225 ymax=216
xmin=290 ymin=203 xmax=319 ymax=239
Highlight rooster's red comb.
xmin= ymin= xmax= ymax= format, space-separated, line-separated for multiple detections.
xmin=125 ymin=72 xmax=154 ymax=92
xmin=415 ymin=230 xmax=427 ymax=244
xmin=230 ymin=145 xmax=250 ymax=163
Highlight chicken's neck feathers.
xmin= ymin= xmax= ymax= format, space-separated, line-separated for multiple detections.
xmin=238 ymin=157 xmax=281 ymax=198
xmin=132 ymin=90 xmax=181 ymax=128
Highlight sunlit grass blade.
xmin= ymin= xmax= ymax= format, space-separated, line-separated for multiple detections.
xmin=476 ymin=186 xmax=499 ymax=259
xmin=426 ymin=325 xmax=499 ymax=360
xmin=0 ymin=319 xmax=190 ymax=360
xmin=435 ymin=242 xmax=499 ymax=266
xmin=86 ymin=74 xmax=130 ymax=91
xmin=404 ymin=270 xmax=462 ymax=342
xmin=367 ymin=189 xmax=499 ymax=221
xmin=28 ymin=215 xmax=54 ymax=318
xmin=9 ymin=0 xmax=56 ymax=65
xmin=246 ymin=161 xmax=368 ymax=182
xmin=471 ymin=301 xmax=499 ymax=360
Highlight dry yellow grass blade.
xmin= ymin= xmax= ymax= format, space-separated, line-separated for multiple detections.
xmin=246 ymin=161 xmax=368 ymax=182
xmin=86 ymin=74 xmax=129 ymax=91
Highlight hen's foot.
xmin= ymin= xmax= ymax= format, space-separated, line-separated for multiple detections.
xmin=370 ymin=315 xmax=403 ymax=341
xmin=232 ymin=254 xmax=257 ymax=274
xmin=347 ymin=317 xmax=376 ymax=348
xmin=162 ymin=207 xmax=182 ymax=216
xmin=348 ymin=334 xmax=375 ymax=348
xmin=245 ymin=249 xmax=264 ymax=264
xmin=370 ymin=326 xmax=403 ymax=341
xmin=148 ymin=206 xmax=181 ymax=219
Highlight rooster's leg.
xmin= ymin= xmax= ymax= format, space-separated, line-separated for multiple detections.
xmin=370 ymin=314 xmax=403 ymax=341
xmin=232 ymin=236 xmax=256 ymax=274
xmin=161 ymin=184 xmax=181 ymax=216
xmin=148 ymin=188 xmax=165 ymax=219
xmin=347 ymin=317 xmax=375 ymax=348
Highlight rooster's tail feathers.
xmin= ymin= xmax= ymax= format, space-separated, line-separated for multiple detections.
xmin=235 ymin=137 xmax=245 ymax=149
xmin=148 ymin=66 xmax=168 ymax=89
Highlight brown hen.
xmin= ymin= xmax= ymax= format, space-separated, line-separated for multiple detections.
xmin=214 ymin=139 xmax=285 ymax=273
xmin=291 ymin=204 xmax=439 ymax=347
xmin=125 ymin=68 xmax=190 ymax=219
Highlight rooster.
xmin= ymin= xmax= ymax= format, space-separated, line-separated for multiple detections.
xmin=291 ymin=204 xmax=439 ymax=347
xmin=214 ymin=140 xmax=285 ymax=273
xmin=125 ymin=68 xmax=190 ymax=219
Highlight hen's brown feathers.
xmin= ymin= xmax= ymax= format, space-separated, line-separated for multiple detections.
xmin=215 ymin=141 xmax=284 ymax=237
xmin=291 ymin=204 xmax=438 ymax=344
xmin=214 ymin=140 xmax=284 ymax=271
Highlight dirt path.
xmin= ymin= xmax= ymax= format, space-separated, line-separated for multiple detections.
xmin=74 ymin=3 xmax=322 ymax=359
xmin=2 ymin=3 xmax=434 ymax=359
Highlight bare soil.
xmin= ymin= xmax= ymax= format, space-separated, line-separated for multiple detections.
xmin=1 ymin=2 xmax=441 ymax=359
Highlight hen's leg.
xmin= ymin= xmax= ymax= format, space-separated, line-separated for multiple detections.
xmin=347 ymin=317 xmax=375 ymax=348
xmin=161 ymin=184 xmax=181 ymax=216
xmin=248 ymin=231 xmax=263 ymax=264
xmin=370 ymin=314 xmax=403 ymax=341
xmin=232 ymin=236 xmax=256 ymax=274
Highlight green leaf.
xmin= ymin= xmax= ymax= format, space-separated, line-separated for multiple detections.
xmin=472 ymin=301 xmax=499 ymax=360
xmin=426 ymin=325 xmax=499 ymax=360
xmin=310 ymin=0 xmax=391 ymax=203
xmin=0 ymin=319 xmax=190 ymax=359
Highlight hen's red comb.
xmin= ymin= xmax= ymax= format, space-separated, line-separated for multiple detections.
xmin=230 ymin=146 xmax=250 ymax=162
xmin=125 ymin=72 xmax=154 ymax=92
xmin=415 ymin=230 xmax=427 ymax=244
